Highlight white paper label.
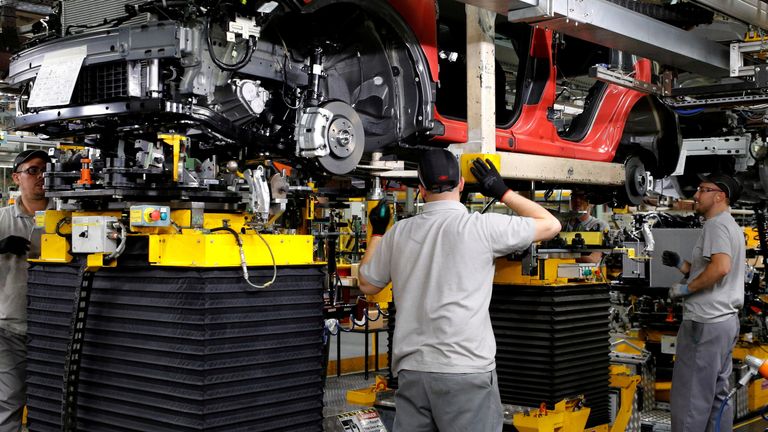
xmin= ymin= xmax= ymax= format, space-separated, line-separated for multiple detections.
xmin=27 ymin=46 xmax=87 ymax=108
xmin=337 ymin=408 xmax=387 ymax=432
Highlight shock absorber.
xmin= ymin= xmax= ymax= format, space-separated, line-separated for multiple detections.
xmin=305 ymin=47 xmax=325 ymax=106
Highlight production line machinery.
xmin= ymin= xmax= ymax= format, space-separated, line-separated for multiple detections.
xmin=23 ymin=141 xmax=334 ymax=431
xmin=600 ymin=209 xmax=768 ymax=429
xmin=13 ymin=0 xmax=768 ymax=429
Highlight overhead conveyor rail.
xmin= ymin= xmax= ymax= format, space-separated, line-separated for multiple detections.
xmin=459 ymin=0 xmax=768 ymax=78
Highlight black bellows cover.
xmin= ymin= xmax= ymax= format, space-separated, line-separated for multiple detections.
xmin=26 ymin=263 xmax=325 ymax=431
xmin=491 ymin=284 xmax=611 ymax=427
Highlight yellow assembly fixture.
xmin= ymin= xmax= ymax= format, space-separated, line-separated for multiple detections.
xmin=494 ymin=257 xmax=607 ymax=286
xmin=557 ymin=231 xmax=605 ymax=247
xmin=33 ymin=209 xmax=315 ymax=268
xmin=512 ymin=369 xmax=640 ymax=432
xmin=148 ymin=232 xmax=313 ymax=267
xmin=513 ymin=397 xmax=591 ymax=432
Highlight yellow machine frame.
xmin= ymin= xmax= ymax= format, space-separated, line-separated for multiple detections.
xmin=33 ymin=209 xmax=315 ymax=267
xmin=493 ymin=257 xmax=607 ymax=286
xmin=513 ymin=366 xmax=640 ymax=432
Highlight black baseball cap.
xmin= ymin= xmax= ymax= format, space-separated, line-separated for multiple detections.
xmin=698 ymin=173 xmax=742 ymax=202
xmin=13 ymin=149 xmax=51 ymax=172
xmin=418 ymin=149 xmax=460 ymax=193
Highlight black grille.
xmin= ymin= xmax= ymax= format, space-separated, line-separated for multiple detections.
xmin=26 ymin=263 xmax=325 ymax=432
xmin=491 ymin=284 xmax=611 ymax=427
xmin=71 ymin=62 xmax=129 ymax=104
xmin=62 ymin=0 xmax=150 ymax=30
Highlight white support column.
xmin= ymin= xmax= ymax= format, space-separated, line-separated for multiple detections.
xmin=458 ymin=4 xmax=496 ymax=155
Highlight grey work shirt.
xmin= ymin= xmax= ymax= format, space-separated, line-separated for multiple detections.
xmin=684 ymin=210 xmax=745 ymax=323
xmin=563 ymin=214 xmax=608 ymax=232
xmin=360 ymin=200 xmax=536 ymax=375
xmin=0 ymin=198 xmax=45 ymax=335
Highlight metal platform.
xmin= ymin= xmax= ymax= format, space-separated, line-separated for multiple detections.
xmin=323 ymin=372 xmax=391 ymax=432
xmin=641 ymin=409 xmax=672 ymax=432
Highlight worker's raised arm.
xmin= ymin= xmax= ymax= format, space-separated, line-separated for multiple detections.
xmin=470 ymin=158 xmax=561 ymax=242
xmin=499 ymin=189 xmax=561 ymax=242
xmin=358 ymin=235 xmax=386 ymax=295
xmin=358 ymin=200 xmax=392 ymax=295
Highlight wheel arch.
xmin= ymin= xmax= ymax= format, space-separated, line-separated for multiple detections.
xmin=615 ymin=94 xmax=681 ymax=178
xmin=298 ymin=0 xmax=438 ymax=141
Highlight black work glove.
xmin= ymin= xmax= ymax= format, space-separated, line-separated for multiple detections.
xmin=0 ymin=235 xmax=30 ymax=257
xmin=661 ymin=250 xmax=683 ymax=270
xmin=470 ymin=158 xmax=510 ymax=200
xmin=369 ymin=200 xmax=392 ymax=236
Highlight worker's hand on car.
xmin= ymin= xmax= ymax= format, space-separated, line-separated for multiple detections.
xmin=669 ymin=282 xmax=690 ymax=299
xmin=470 ymin=158 xmax=510 ymax=201
xmin=0 ymin=235 xmax=31 ymax=256
xmin=369 ymin=199 xmax=391 ymax=236
xmin=661 ymin=250 xmax=682 ymax=269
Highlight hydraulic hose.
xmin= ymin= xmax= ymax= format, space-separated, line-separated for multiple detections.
xmin=211 ymin=226 xmax=276 ymax=289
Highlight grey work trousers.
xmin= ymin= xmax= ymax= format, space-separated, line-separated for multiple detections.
xmin=393 ymin=369 xmax=503 ymax=432
xmin=671 ymin=315 xmax=739 ymax=432
xmin=0 ymin=328 xmax=25 ymax=432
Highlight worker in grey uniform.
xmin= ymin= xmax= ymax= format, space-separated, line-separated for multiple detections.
xmin=358 ymin=150 xmax=561 ymax=432
xmin=560 ymin=189 xmax=608 ymax=263
xmin=0 ymin=149 xmax=51 ymax=432
xmin=561 ymin=189 xmax=609 ymax=232
xmin=662 ymin=173 xmax=744 ymax=432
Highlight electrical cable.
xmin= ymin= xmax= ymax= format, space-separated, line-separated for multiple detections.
xmin=281 ymin=54 xmax=302 ymax=109
xmin=374 ymin=303 xmax=389 ymax=318
xmin=273 ymin=27 xmax=307 ymax=109
xmin=366 ymin=307 xmax=383 ymax=322
xmin=55 ymin=217 xmax=72 ymax=238
xmin=211 ymin=226 xmax=276 ymax=289
xmin=674 ymin=107 xmax=705 ymax=116
xmin=205 ymin=18 xmax=255 ymax=72
xmin=251 ymin=231 xmax=277 ymax=288
xmin=481 ymin=198 xmax=498 ymax=214
xmin=104 ymin=221 xmax=127 ymax=262
xmin=332 ymin=302 xmax=388 ymax=334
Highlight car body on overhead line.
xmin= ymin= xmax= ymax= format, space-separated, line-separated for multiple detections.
xmin=8 ymin=0 xmax=681 ymax=203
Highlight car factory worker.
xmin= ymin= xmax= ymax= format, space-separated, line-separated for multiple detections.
xmin=662 ymin=173 xmax=744 ymax=432
xmin=0 ymin=149 xmax=52 ymax=432
xmin=358 ymin=149 xmax=561 ymax=431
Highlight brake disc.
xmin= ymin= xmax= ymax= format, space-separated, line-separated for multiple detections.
xmin=316 ymin=100 xmax=365 ymax=175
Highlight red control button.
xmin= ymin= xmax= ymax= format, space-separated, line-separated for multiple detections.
xmin=150 ymin=210 xmax=161 ymax=221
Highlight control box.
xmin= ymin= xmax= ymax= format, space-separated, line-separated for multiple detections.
xmin=130 ymin=205 xmax=171 ymax=227
xmin=557 ymin=263 xmax=600 ymax=280
xmin=71 ymin=216 xmax=118 ymax=253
